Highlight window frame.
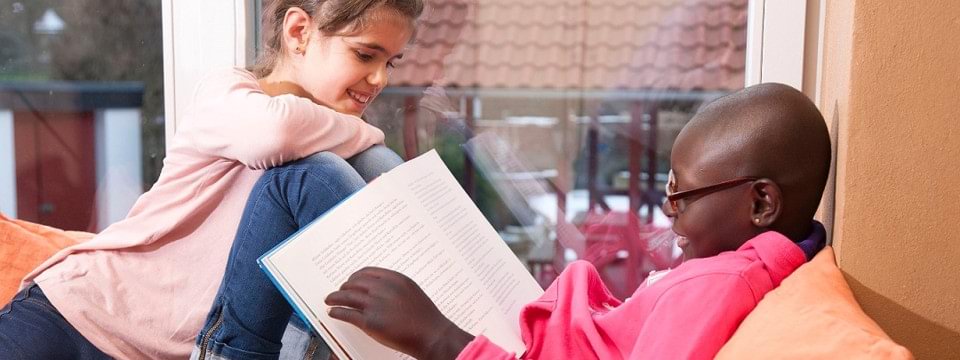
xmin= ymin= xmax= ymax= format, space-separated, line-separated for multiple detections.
xmin=160 ymin=0 xmax=812 ymax=138
xmin=162 ymin=0 xmax=257 ymax=143
xmin=0 ymin=0 xmax=812 ymax=218
xmin=745 ymin=0 xmax=809 ymax=91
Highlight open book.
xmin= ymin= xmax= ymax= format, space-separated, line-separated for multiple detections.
xmin=259 ymin=150 xmax=545 ymax=360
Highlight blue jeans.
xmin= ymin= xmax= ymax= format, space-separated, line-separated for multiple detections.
xmin=193 ymin=146 xmax=403 ymax=360
xmin=0 ymin=285 xmax=111 ymax=359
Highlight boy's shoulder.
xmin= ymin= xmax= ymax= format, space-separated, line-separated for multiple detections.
xmin=650 ymin=232 xmax=807 ymax=298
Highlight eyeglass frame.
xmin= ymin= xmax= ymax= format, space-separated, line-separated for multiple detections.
xmin=664 ymin=169 xmax=759 ymax=214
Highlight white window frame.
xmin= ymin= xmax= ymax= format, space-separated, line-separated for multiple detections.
xmin=162 ymin=0 xmax=257 ymax=143
xmin=745 ymin=0 xmax=809 ymax=92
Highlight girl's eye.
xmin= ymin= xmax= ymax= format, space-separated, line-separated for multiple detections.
xmin=386 ymin=61 xmax=396 ymax=69
xmin=356 ymin=51 xmax=375 ymax=62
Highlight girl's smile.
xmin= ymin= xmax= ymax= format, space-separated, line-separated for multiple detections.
xmin=346 ymin=88 xmax=374 ymax=112
xmin=262 ymin=6 xmax=414 ymax=117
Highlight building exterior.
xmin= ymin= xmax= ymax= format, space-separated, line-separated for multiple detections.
xmin=0 ymin=82 xmax=144 ymax=232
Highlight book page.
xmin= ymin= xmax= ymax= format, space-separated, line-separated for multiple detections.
xmin=261 ymin=150 xmax=543 ymax=360
xmin=398 ymin=153 xmax=544 ymax=329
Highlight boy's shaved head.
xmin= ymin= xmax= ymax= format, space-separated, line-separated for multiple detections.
xmin=687 ymin=83 xmax=830 ymax=224
xmin=669 ymin=83 xmax=831 ymax=257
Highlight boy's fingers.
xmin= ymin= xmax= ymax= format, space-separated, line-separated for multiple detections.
xmin=356 ymin=266 xmax=401 ymax=279
xmin=347 ymin=268 xmax=379 ymax=282
xmin=325 ymin=290 xmax=368 ymax=310
xmin=327 ymin=306 xmax=365 ymax=328
xmin=339 ymin=277 xmax=388 ymax=293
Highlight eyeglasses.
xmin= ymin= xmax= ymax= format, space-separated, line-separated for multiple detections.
xmin=664 ymin=169 xmax=758 ymax=214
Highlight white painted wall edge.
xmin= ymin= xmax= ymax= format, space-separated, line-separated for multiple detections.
xmin=0 ymin=110 xmax=16 ymax=217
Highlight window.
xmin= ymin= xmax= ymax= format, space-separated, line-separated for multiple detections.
xmin=363 ymin=0 xmax=750 ymax=296
xmin=0 ymin=0 xmax=799 ymax=297
xmin=0 ymin=0 xmax=165 ymax=232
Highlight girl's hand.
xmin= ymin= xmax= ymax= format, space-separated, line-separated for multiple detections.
xmin=325 ymin=267 xmax=474 ymax=360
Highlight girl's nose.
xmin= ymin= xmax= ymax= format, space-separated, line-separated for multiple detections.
xmin=367 ymin=66 xmax=388 ymax=88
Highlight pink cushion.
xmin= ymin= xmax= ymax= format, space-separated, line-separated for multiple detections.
xmin=0 ymin=213 xmax=91 ymax=303
xmin=716 ymin=246 xmax=913 ymax=359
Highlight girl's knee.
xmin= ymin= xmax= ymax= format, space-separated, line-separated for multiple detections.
xmin=306 ymin=153 xmax=365 ymax=187
xmin=300 ymin=151 xmax=350 ymax=168
xmin=263 ymin=152 xmax=365 ymax=193
xmin=349 ymin=145 xmax=404 ymax=182
xmin=268 ymin=152 xmax=351 ymax=175
xmin=358 ymin=144 xmax=400 ymax=159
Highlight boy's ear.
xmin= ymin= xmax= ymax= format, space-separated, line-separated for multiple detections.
xmin=750 ymin=179 xmax=782 ymax=228
xmin=282 ymin=7 xmax=313 ymax=56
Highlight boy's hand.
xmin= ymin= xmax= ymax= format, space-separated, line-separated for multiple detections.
xmin=325 ymin=267 xmax=474 ymax=360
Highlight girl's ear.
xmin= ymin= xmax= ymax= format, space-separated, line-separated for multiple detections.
xmin=281 ymin=7 xmax=312 ymax=56
xmin=750 ymin=179 xmax=782 ymax=228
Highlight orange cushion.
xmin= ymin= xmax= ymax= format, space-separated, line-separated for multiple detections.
xmin=0 ymin=213 xmax=92 ymax=303
xmin=716 ymin=246 xmax=914 ymax=359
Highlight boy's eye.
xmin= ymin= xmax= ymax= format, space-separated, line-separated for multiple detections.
xmin=386 ymin=60 xmax=396 ymax=69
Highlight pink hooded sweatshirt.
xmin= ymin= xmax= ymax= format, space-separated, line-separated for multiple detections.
xmin=458 ymin=231 xmax=808 ymax=360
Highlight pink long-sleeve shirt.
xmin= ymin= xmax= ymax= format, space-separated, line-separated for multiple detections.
xmin=21 ymin=68 xmax=384 ymax=359
xmin=458 ymin=231 xmax=807 ymax=360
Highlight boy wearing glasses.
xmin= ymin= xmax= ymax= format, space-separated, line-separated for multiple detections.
xmin=324 ymin=83 xmax=832 ymax=360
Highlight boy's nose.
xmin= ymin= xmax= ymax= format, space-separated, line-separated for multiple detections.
xmin=661 ymin=200 xmax=677 ymax=218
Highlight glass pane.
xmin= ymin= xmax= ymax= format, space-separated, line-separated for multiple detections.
xmin=0 ymin=0 xmax=165 ymax=232
xmin=254 ymin=0 xmax=748 ymax=297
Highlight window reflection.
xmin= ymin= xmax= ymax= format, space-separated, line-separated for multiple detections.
xmin=257 ymin=0 xmax=748 ymax=297
xmin=0 ymin=0 xmax=165 ymax=232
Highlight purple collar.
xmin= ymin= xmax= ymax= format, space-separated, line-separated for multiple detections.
xmin=796 ymin=221 xmax=827 ymax=261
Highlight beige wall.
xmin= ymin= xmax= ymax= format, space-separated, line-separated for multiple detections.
xmin=818 ymin=0 xmax=960 ymax=358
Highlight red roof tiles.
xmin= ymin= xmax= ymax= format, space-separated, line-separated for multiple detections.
xmin=391 ymin=0 xmax=747 ymax=91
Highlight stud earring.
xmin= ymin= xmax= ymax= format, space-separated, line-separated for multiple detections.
xmin=754 ymin=218 xmax=761 ymax=224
